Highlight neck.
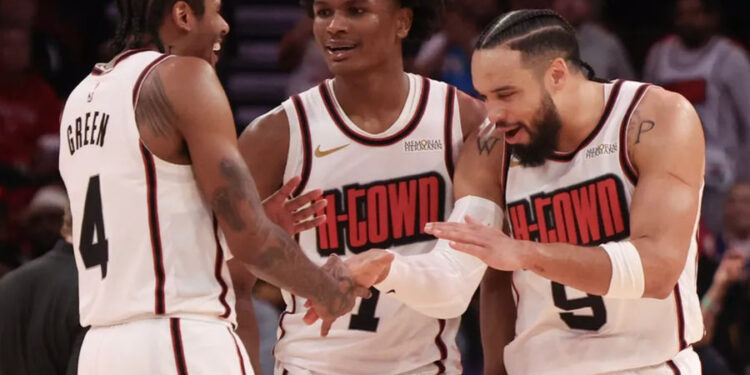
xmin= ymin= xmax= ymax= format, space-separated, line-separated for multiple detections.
xmin=556 ymin=78 xmax=605 ymax=152
xmin=332 ymin=56 xmax=410 ymax=133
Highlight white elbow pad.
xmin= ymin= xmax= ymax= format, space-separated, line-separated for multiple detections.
xmin=601 ymin=241 xmax=645 ymax=299
xmin=374 ymin=196 xmax=503 ymax=318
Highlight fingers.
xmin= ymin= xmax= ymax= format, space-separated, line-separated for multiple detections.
xmin=303 ymin=308 xmax=319 ymax=325
xmin=269 ymin=176 xmax=302 ymax=203
xmin=353 ymin=285 xmax=373 ymax=299
xmin=293 ymin=215 xmax=327 ymax=233
xmin=427 ymin=225 xmax=487 ymax=247
xmin=287 ymin=188 xmax=324 ymax=212
xmin=320 ymin=318 xmax=334 ymax=337
xmin=449 ymin=241 xmax=490 ymax=260
xmin=292 ymin=199 xmax=327 ymax=222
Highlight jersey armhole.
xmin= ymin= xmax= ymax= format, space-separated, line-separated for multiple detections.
xmin=282 ymin=96 xmax=312 ymax=197
xmin=618 ymin=84 xmax=652 ymax=185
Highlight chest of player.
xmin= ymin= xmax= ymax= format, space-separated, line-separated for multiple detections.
xmin=505 ymin=137 xmax=635 ymax=247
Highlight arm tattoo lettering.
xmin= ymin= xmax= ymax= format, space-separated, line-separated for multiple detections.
xmin=135 ymin=70 xmax=176 ymax=138
xmin=477 ymin=136 xmax=502 ymax=155
xmin=635 ymin=120 xmax=655 ymax=144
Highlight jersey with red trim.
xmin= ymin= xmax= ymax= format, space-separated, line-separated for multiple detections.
xmin=504 ymin=80 xmax=703 ymax=374
xmin=274 ymin=74 xmax=463 ymax=375
xmin=59 ymin=50 xmax=236 ymax=328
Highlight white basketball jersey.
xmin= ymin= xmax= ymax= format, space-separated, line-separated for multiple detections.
xmin=59 ymin=50 xmax=236 ymax=328
xmin=274 ymin=74 xmax=463 ymax=375
xmin=644 ymin=36 xmax=748 ymax=189
xmin=503 ymin=80 xmax=703 ymax=374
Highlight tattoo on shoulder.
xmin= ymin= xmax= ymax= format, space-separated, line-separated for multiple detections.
xmin=634 ymin=120 xmax=655 ymax=144
xmin=477 ymin=136 xmax=502 ymax=155
xmin=135 ymin=70 xmax=176 ymax=138
xmin=211 ymin=158 xmax=258 ymax=231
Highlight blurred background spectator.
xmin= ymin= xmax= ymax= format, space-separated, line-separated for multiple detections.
xmin=1 ymin=0 xmax=749 ymax=374
xmin=697 ymin=182 xmax=750 ymax=375
xmin=644 ymin=0 xmax=750 ymax=235
xmin=554 ymin=0 xmax=635 ymax=80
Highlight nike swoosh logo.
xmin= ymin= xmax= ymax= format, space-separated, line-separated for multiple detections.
xmin=386 ymin=289 xmax=396 ymax=294
xmin=315 ymin=144 xmax=350 ymax=158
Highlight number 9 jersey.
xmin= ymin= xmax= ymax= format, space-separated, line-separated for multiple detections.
xmin=503 ymin=80 xmax=703 ymax=374
xmin=58 ymin=50 xmax=237 ymax=328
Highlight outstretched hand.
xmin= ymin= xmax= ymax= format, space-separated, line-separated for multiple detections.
xmin=302 ymin=251 xmax=395 ymax=335
xmin=263 ymin=176 xmax=327 ymax=236
xmin=425 ymin=216 xmax=526 ymax=271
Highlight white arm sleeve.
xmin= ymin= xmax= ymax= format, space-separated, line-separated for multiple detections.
xmin=374 ymin=196 xmax=503 ymax=319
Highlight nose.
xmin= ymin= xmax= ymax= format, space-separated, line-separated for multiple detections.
xmin=326 ymin=11 xmax=348 ymax=35
xmin=220 ymin=15 xmax=230 ymax=36
xmin=487 ymin=105 xmax=508 ymax=126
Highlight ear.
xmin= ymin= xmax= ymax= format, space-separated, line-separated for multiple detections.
xmin=545 ymin=57 xmax=569 ymax=93
xmin=171 ymin=1 xmax=196 ymax=32
xmin=395 ymin=7 xmax=413 ymax=40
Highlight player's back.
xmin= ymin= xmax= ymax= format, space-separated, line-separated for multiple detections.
xmin=59 ymin=50 xmax=236 ymax=328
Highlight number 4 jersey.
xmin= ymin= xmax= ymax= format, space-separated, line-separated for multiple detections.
xmin=274 ymin=74 xmax=463 ymax=375
xmin=503 ymin=80 xmax=703 ymax=374
xmin=58 ymin=50 xmax=237 ymax=327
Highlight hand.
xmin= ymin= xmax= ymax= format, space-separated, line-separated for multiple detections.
xmin=262 ymin=176 xmax=327 ymax=236
xmin=425 ymin=216 xmax=527 ymax=271
xmin=302 ymin=252 xmax=394 ymax=335
xmin=302 ymin=255 xmax=372 ymax=336
xmin=713 ymin=250 xmax=747 ymax=287
xmin=344 ymin=249 xmax=395 ymax=286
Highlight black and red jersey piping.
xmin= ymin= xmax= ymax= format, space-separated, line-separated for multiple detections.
xmin=139 ymin=143 xmax=166 ymax=315
xmin=291 ymin=95 xmax=312 ymax=197
xmin=91 ymin=48 xmax=150 ymax=75
xmin=444 ymin=86 xmax=457 ymax=178
xmin=132 ymin=54 xmax=172 ymax=107
xmin=212 ymin=216 xmax=232 ymax=319
xmin=170 ymin=318 xmax=189 ymax=375
xmin=618 ymin=84 xmax=650 ymax=185
xmin=318 ymin=77 xmax=431 ymax=146
xmin=548 ymin=79 xmax=624 ymax=162
xmin=433 ymin=319 xmax=448 ymax=374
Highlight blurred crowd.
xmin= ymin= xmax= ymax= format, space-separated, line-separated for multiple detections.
xmin=1 ymin=0 xmax=749 ymax=374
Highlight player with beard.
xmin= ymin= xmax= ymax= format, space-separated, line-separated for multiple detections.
xmin=236 ymin=0 xmax=502 ymax=374
xmin=342 ymin=9 xmax=707 ymax=374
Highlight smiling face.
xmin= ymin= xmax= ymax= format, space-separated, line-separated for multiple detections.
xmin=178 ymin=0 xmax=229 ymax=66
xmin=472 ymin=46 xmax=563 ymax=166
xmin=310 ymin=0 xmax=412 ymax=75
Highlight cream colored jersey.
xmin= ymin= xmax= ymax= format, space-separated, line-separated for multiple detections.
xmin=59 ymin=50 xmax=236 ymax=328
xmin=274 ymin=74 xmax=464 ymax=375
xmin=503 ymin=80 xmax=703 ymax=374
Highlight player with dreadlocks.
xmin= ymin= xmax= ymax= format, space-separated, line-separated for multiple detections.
xmin=58 ymin=0 xmax=389 ymax=373
xmin=423 ymin=9 xmax=706 ymax=374
xmin=237 ymin=0 xmax=494 ymax=374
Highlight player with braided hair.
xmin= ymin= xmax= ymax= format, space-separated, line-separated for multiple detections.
xmin=422 ymin=9 xmax=705 ymax=374
xmin=59 ymin=0 xmax=389 ymax=373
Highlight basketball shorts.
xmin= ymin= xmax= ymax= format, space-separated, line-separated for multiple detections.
xmin=78 ymin=317 xmax=253 ymax=375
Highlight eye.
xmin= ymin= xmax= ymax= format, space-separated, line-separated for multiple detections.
xmin=315 ymin=8 xmax=333 ymax=18
xmin=495 ymin=92 xmax=515 ymax=100
xmin=348 ymin=7 xmax=365 ymax=16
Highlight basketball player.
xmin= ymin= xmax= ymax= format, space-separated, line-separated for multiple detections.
xmin=236 ymin=0 xmax=493 ymax=374
xmin=422 ymin=10 xmax=706 ymax=374
xmin=58 ymin=0 xmax=385 ymax=374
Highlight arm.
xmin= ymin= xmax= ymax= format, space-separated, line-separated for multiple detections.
xmin=480 ymin=269 xmax=515 ymax=375
xmin=141 ymin=57 xmax=360 ymax=331
xmin=430 ymin=88 xmax=705 ymax=299
xmin=365 ymin=114 xmax=504 ymax=319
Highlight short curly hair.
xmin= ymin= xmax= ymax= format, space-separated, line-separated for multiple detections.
xmin=299 ymin=0 xmax=445 ymax=42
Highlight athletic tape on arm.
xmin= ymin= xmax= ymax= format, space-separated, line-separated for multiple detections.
xmin=374 ymin=195 xmax=503 ymax=318
xmin=601 ymin=241 xmax=645 ymax=299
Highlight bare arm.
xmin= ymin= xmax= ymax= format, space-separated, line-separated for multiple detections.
xmin=480 ymin=268 xmax=515 ymax=375
xmin=138 ymin=57 xmax=359 ymax=328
